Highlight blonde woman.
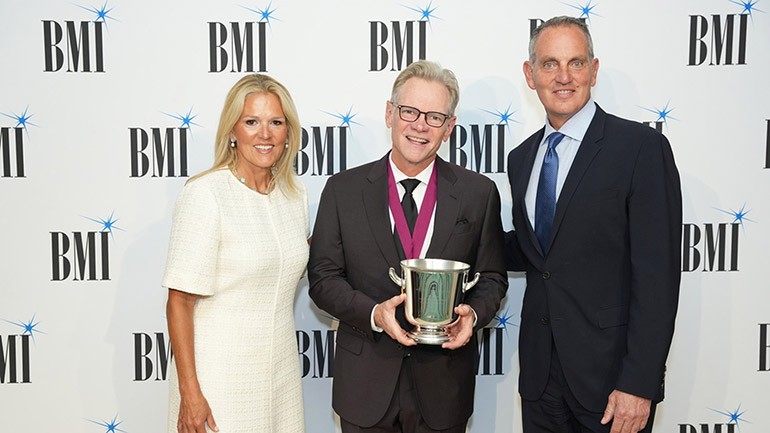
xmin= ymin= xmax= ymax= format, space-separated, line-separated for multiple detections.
xmin=163 ymin=74 xmax=307 ymax=433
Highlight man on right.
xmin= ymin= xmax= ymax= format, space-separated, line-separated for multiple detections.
xmin=506 ymin=16 xmax=682 ymax=433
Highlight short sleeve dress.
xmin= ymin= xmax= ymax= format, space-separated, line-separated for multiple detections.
xmin=162 ymin=168 xmax=308 ymax=433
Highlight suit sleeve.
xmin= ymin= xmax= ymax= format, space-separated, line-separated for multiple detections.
xmin=462 ymin=181 xmax=509 ymax=330
xmin=504 ymin=230 xmax=527 ymax=272
xmin=616 ymin=131 xmax=682 ymax=400
xmin=307 ymin=177 xmax=379 ymax=339
xmin=504 ymin=148 xmax=530 ymax=272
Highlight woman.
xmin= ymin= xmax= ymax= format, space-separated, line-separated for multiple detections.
xmin=162 ymin=74 xmax=307 ymax=433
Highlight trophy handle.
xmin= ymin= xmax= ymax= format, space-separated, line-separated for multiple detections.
xmin=463 ymin=272 xmax=480 ymax=293
xmin=388 ymin=267 xmax=405 ymax=294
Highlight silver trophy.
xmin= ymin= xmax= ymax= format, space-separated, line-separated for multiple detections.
xmin=388 ymin=258 xmax=480 ymax=345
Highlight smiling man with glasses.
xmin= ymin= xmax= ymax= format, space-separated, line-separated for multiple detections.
xmin=389 ymin=102 xmax=451 ymax=128
xmin=308 ymin=60 xmax=508 ymax=433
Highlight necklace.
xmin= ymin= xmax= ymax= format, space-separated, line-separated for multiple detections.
xmin=231 ymin=166 xmax=272 ymax=195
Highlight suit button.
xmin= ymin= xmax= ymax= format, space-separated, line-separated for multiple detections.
xmin=542 ymin=272 xmax=550 ymax=280
xmin=396 ymin=344 xmax=403 ymax=351
xmin=540 ymin=317 xmax=550 ymax=325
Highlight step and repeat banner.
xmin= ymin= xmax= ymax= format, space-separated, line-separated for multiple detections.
xmin=1 ymin=1 xmax=769 ymax=432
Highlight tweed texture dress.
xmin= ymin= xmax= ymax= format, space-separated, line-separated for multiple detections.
xmin=163 ymin=169 xmax=308 ymax=432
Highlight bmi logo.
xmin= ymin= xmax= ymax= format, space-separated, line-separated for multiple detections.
xmin=640 ymin=121 xmax=664 ymax=134
xmin=765 ymin=119 xmax=770 ymax=168
xmin=476 ymin=309 xmax=515 ymax=376
xmin=638 ymin=101 xmax=676 ymax=133
xmin=129 ymin=109 xmax=199 ymax=178
xmin=679 ymin=404 xmax=750 ymax=433
xmin=0 ymin=107 xmax=37 ymax=178
xmin=451 ymin=106 xmax=516 ymax=174
xmin=296 ymin=108 xmax=353 ymax=176
xmin=369 ymin=3 xmax=435 ymax=72
xmin=42 ymin=2 xmax=117 ymax=73
xmin=208 ymin=4 xmax=276 ymax=73
xmin=759 ymin=323 xmax=770 ymax=372
xmin=0 ymin=314 xmax=43 ymax=384
xmin=296 ymin=325 xmax=507 ymax=379
xmin=475 ymin=327 xmax=506 ymax=375
xmin=133 ymin=332 xmax=173 ymax=381
xmin=297 ymin=329 xmax=334 ymax=378
xmin=86 ymin=414 xmax=125 ymax=432
xmin=682 ymin=204 xmax=753 ymax=272
xmin=687 ymin=2 xmax=760 ymax=66
xmin=528 ymin=16 xmax=588 ymax=37
xmin=50 ymin=211 xmax=123 ymax=281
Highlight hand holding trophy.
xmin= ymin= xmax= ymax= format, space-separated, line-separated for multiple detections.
xmin=388 ymin=258 xmax=479 ymax=345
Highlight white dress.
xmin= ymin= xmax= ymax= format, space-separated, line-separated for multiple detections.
xmin=162 ymin=169 xmax=308 ymax=433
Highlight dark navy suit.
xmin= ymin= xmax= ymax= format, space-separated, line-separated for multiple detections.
xmin=507 ymin=104 xmax=682 ymax=411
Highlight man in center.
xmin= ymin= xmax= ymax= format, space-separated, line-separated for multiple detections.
xmin=308 ymin=60 xmax=508 ymax=432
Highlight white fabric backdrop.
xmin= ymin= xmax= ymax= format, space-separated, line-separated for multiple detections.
xmin=1 ymin=1 xmax=769 ymax=432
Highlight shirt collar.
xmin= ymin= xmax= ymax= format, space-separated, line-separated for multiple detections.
xmin=544 ymin=99 xmax=596 ymax=143
xmin=388 ymin=155 xmax=435 ymax=186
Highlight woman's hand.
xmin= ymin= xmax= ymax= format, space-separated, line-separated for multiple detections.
xmin=177 ymin=390 xmax=218 ymax=433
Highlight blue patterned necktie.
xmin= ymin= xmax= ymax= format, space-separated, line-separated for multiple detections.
xmin=535 ymin=132 xmax=565 ymax=254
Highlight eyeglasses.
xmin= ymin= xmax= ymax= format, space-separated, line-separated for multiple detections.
xmin=389 ymin=102 xmax=451 ymax=128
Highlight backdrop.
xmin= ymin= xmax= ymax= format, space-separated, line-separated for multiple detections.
xmin=1 ymin=1 xmax=769 ymax=432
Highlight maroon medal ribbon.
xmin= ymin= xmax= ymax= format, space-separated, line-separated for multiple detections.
xmin=387 ymin=163 xmax=438 ymax=259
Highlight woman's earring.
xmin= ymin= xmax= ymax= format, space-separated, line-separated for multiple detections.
xmin=284 ymin=139 xmax=289 ymax=149
xmin=230 ymin=139 xmax=236 ymax=148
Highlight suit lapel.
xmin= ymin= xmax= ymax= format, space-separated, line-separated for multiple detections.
xmin=362 ymin=155 xmax=401 ymax=267
xmin=547 ymin=105 xmax=606 ymax=251
xmin=518 ymin=130 xmax=547 ymax=256
xmin=426 ymin=158 xmax=459 ymax=257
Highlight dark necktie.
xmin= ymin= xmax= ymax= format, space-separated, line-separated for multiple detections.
xmin=400 ymin=178 xmax=420 ymax=234
xmin=535 ymin=132 xmax=565 ymax=254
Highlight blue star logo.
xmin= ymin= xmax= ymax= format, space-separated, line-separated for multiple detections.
xmin=493 ymin=308 xmax=518 ymax=338
xmin=715 ymin=203 xmax=755 ymax=227
xmin=1 ymin=106 xmax=38 ymax=131
xmin=404 ymin=1 xmax=440 ymax=24
xmin=3 ymin=314 xmax=46 ymax=342
xmin=710 ymin=404 xmax=750 ymax=431
xmin=242 ymin=2 xmax=281 ymax=28
xmin=480 ymin=104 xmax=519 ymax=132
xmin=730 ymin=0 xmax=764 ymax=18
xmin=162 ymin=107 xmax=202 ymax=134
xmin=322 ymin=106 xmax=363 ymax=129
xmin=82 ymin=210 xmax=125 ymax=240
xmin=76 ymin=1 xmax=119 ymax=28
xmin=87 ymin=414 xmax=126 ymax=433
xmin=639 ymin=100 xmax=677 ymax=127
xmin=564 ymin=0 xmax=601 ymax=19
